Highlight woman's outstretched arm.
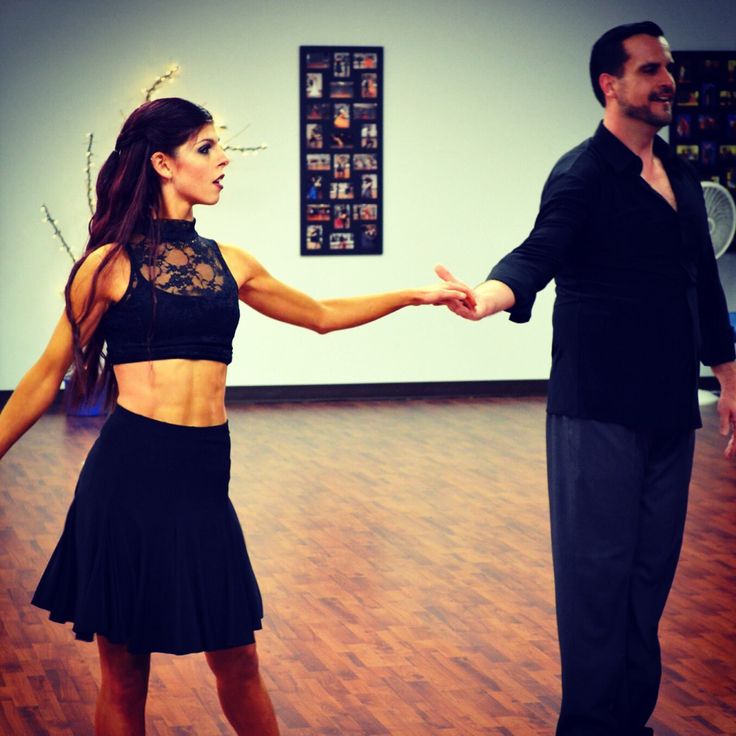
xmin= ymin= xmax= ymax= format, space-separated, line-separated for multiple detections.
xmin=0 ymin=313 xmax=75 ymax=458
xmin=221 ymin=245 xmax=475 ymax=333
xmin=0 ymin=247 xmax=118 ymax=459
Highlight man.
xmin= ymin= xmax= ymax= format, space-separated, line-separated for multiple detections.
xmin=439 ymin=21 xmax=736 ymax=736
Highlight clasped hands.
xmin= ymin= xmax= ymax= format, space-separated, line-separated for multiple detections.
xmin=429 ymin=264 xmax=513 ymax=321
xmin=418 ymin=265 xmax=490 ymax=319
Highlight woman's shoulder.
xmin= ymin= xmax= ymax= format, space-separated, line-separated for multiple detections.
xmin=216 ymin=241 xmax=250 ymax=261
xmin=73 ymin=243 xmax=131 ymax=302
xmin=216 ymin=242 xmax=265 ymax=287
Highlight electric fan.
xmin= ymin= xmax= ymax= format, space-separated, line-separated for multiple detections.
xmin=699 ymin=181 xmax=736 ymax=406
xmin=702 ymin=181 xmax=736 ymax=259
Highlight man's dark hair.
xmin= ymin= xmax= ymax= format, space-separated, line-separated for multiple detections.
xmin=589 ymin=21 xmax=665 ymax=106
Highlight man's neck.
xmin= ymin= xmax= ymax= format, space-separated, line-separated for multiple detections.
xmin=602 ymin=114 xmax=660 ymax=165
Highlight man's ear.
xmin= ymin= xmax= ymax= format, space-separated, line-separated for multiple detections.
xmin=598 ymin=72 xmax=617 ymax=104
xmin=150 ymin=151 xmax=173 ymax=180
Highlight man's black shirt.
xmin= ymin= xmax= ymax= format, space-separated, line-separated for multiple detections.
xmin=489 ymin=123 xmax=735 ymax=430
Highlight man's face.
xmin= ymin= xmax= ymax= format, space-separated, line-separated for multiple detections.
xmin=611 ymin=34 xmax=676 ymax=129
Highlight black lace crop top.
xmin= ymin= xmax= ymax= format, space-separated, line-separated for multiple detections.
xmin=101 ymin=219 xmax=240 ymax=365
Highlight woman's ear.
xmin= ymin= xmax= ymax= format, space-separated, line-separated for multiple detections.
xmin=150 ymin=151 xmax=174 ymax=180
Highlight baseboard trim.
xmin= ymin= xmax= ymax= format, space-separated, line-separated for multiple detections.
xmin=223 ymin=380 xmax=548 ymax=403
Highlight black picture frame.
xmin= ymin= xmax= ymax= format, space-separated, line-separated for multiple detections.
xmin=300 ymin=46 xmax=384 ymax=255
xmin=670 ymin=51 xmax=736 ymax=197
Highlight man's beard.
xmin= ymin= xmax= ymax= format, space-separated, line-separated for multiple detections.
xmin=620 ymin=98 xmax=672 ymax=129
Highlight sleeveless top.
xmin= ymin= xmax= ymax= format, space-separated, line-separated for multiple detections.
xmin=101 ymin=219 xmax=240 ymax=365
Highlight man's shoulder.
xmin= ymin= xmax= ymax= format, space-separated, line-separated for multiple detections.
xmin=549 ymin=136 xmax=602 ymax=181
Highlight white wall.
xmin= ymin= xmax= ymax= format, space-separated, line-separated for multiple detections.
xmin=1 ymin=0 xmax=734 ymax=390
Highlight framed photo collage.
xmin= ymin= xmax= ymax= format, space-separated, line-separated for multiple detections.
xmin=300 ymin=46 xmax=383 ymax=255
xmin=670 ymin=51 xmax=736 ymax=195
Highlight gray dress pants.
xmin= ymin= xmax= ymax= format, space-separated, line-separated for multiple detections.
xmin=546 ymin=414 xmax=695 ymax=736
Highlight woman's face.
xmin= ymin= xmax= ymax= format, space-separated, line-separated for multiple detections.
xmin=165 ymin=123 xmax=230 ymax=207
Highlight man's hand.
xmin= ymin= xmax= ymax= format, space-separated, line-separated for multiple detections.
xmin=713 ymin=361 xmax=736 ymax=460
xmin=434 ymin=265 xmax=515 ymax=321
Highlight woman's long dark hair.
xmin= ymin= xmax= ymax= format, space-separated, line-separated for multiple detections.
xmin=64 ymin=97 xmax=213 ymax=409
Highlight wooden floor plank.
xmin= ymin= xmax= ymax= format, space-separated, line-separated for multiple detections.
xmin=0 ymin=397 xmax=734 ymax=734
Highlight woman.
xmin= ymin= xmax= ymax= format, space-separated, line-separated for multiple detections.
xmin=0 ymin=98 xmax=472 ymax=736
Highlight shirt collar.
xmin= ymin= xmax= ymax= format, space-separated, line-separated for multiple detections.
xmin=592 ymin=121 xmax=673 ymax=175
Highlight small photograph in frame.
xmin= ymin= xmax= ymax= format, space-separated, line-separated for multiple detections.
xmin=329 ymin=233 xmax=355 ymax=250
xmin=361 ymin=123 xmax=378 ymax=148
xmin=360 ymin=174 xmax=378 ymax=199
xmin=330 ymin=81 xmax=354 ymax=98
xmin=306 ymin=224 xmax=324 ymax=250
xmin=728 ymin=60 xmax=736 ymax=83
xmin=676 ymin=144 xmax=699 ymax=162
xmin=701 ymin=58 xmax=722 ymax=80
xmin=725 ymin=167 xmax=735 ymax=190
xmin=306 ymin=123 xmax=324 ymax=149
xmin=359 ymin=224 xmax=379 ymax=249
xmin=698 ymin=113 xmax=720 ymax=133
xmin=333 ymin=52 xmax=351 ymax=78
xmin=354 ymin=203 xmax=378 ymax=221
xmin=333 ymin=103 xmax=350 ymax=128
xmin=333 ymin=204 xmax=351 ymax=229
xmin=701 ymin=83 xmax=718 ymax=107
xmin=720 ymin=89 xmax=735 ymax=107
xmin=727 ymin=114 xmax=736 ymax=141
xmin=674 ymin=113 xmax=692 ymax=140
xmin=330 ymin=128 xmax=354 ymax=149
xmin=306 ymin=73 xmax=323 ymax=98
xmin=306 ymin=204 xmax=331 ymax=222
xmin=675 ymin=61 xmax=693 ymax=84
xmin=306 ymin=102 xmax=330 ymax=120
xmin=354 ymin=103 xmax=377 ymax=121
xmin=701 ymin=141 xmax=718 ymax=167
xmin=307 ymin=153 xmax=331 ymax=171
xmin=676 ymin=88 xmax=699 ymax=106
xmin=330 ymin=181 xmax=355 ymax=200
xmin=361 ymin=73 xmax=378 ymax=98
xmin=306 ymin=52 xmax=330 ymax=69
xmin=354 ymin=153 xmax=378 ymax=171
xmin=719 ymin=144 xmax=736 ymax=162
xmin=333 ymin=153 xmax=351 ymax=179
xmin=306 ymin=174 xmax=325 ymax=201
xmin=354 ymin=52 xmax=378 ymax=69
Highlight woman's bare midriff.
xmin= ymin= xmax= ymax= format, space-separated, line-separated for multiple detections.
xmin=114 ymin=359 xmax=228 ymax=426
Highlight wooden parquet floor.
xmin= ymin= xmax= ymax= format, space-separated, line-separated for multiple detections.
xmin=0 ymin=397 xmax=734 ymax=735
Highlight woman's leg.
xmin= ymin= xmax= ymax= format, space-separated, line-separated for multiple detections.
xmin=205 ymin=643 xmax=280 ymax=736
xmin=95 ymin=635 xmax=151 ymax=736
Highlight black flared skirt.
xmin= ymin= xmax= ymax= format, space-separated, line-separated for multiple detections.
xmin=32 ymin=405 xmax=263 ymax=655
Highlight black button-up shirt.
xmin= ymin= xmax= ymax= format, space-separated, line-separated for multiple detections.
xmin=488 ymin=123 xmax=735 ymax=430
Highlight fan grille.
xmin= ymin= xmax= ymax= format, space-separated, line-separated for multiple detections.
xmin=702 ymin=181 xmax=736 ymax=259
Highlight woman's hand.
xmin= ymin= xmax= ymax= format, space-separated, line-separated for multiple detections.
xmin=411 ymin=276 xmax=477 ymax=308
